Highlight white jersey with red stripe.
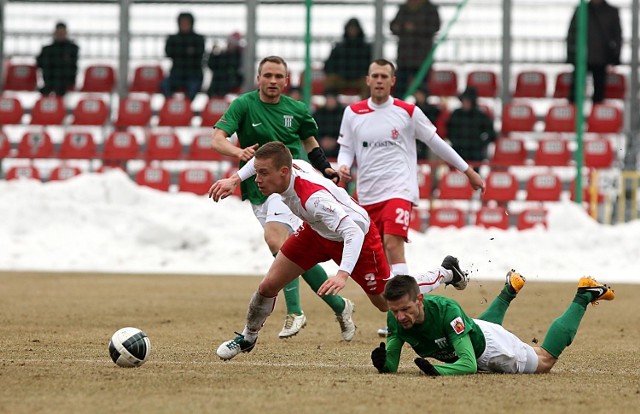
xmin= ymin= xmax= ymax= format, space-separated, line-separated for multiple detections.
xmin=338 ymin=96 xmax=437 ymax=206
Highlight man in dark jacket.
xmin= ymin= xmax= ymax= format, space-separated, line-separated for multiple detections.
xmin=567 ymin=0 xmax=622 ymax=103
xmin=207 ymin=32 xmax=244 ymax=97
xmin=36 ymin=22 xmax=79 ymax=96
xmin=390 ymin=0 xmax=440 ymax=99
xmin=161 ymin=12 xmax=205 ymax=101
xmin=314 ymin=91 xmax=345 ymax=159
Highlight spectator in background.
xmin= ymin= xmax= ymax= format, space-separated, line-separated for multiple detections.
xmin=161 ymin=12 xmax=205 ymax=101
xmin=412 ymin=86 xmax=441 ymax=161
xmin=390 ymin=0 xmax=440 ymax=99
xmin=36 ymin=22 xmax=79 ymax=96
xmin=324 ymin=18 xmax=372 ymax=98
xmin=287 ymin=86 xmax=303 ymax=101
xmin=446 ymin=87 xmax=496 ymax=169
xmin=566 ymin=0 xmax=622 ymax=104
xmin=313 ymin=91 xmax=344 ymax=159
xmin=207 ymin=31 xmax=244 ymax=97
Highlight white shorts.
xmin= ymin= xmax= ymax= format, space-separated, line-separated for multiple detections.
xmin=473 ymin=319 xmax=539 ymax=374
xmin=251 ymin=193 xmax=302 ymax=232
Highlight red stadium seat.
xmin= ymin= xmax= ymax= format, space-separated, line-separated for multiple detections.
xmin=553 ymin=71 xmax=572 ymax=99
xmin=30 ymin=96 xmax=66 ymax=125
xmin=72 ymin=96 xmax=109 ymax=125
xmin=427 ymin=70 xmax=458 ymax=97
xmin=59 ymin=131 xmax=97 ymax=159
xmin=605 ymin=72 xmax=626 ymax=100
xmin=517 ymin=208 xmax=547 ymax=230
xmin=534 ymin=137 xmax=571 ymax=166
xmin=491 ymin=137 xmax=527 ymax=167
xmin=0 ymin=96 xmax=24 ymax=124
xmin=466 ymin=70 xmax=498 ymax=97
xmin=130 ymin=64 xmax=164 ymax=94
xmin=584 ymin=139 xmax=614 ymax=168
xmin=429 ymin=207 xmax=466 ymax=228
xmin=80 ymin=65 xmax=116 ymax=93
xmin=201 ymin=97 xmax=229 ymax=127
xmin=483 ymin=171 xmax=518 ymax=203
xmin=513 ymin=70 xmax=547 ymax=98
xmin=188 ymin=133 xmax=225 ymax=161
xmin=501 ymin=102 xmax=536 ymax=134
xmin=49 ymin=165 xmax=82 ymax=181
xmin=417 ymin=170 xmax=432 ymax=199
xmin=103 ymin=131 xmax=140 ymax=161
xmin=437 ymin=170 xmax=473 ymax=200
xmin=299 ymin=67 xmax=326 ymax=96
xmin=3 ymin=62 xmax=37 ymax=91
xmin=409 ymin=207 xmax=425 ymax=232
xmin=114 ymin=96 xmax=152 ymax=127
xmin=569 ymin=177 xmax=605 ymax=204
xmin=544 ymin=104 xmax=576 ymax=132
xmin=0 ymin=129 xmax=10 ymax=159
xmin=16 ymin=130 xmax=54 ymax=158
xmin=158 ymin=96 xmax=193 ymax=127
xmin=525 ymin=173 xmax=562 ymax=201
xmin=5 ymin=165 xmax=41 ymax=181
xmin=178 ymin=168 xmax=214 ymax=195
xmin=135 ymin=166 xmax=170 ymax=191
xmin=475 ymin=206 xmax=509 ymax=230
xmin=146 ymin=131 xmax=182 ymax=160
xmin=434 ymin=109 xmax=450 ymax=140
xmin=587 ymin=103 xmax=623 ymax=134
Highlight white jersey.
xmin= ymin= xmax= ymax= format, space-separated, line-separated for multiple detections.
xmin=337 ymin=97 xmax=437 ymax=206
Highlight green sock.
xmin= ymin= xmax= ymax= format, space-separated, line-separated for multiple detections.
xmin=477 ymin=284 xmax=517 ymax=325
xmin=301 ymin=264 xmax=345 ymax=314
xmin=540 ymin=292 xmax=590 ymax=358
xmin=283 ymin=277 xmax=302 ymax=315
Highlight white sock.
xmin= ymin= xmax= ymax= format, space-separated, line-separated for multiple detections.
xmin=242 ymin=291 xmax=276 ymax=343
xmin=413 ymin=266 xmax=453 ymax=294
xmin=391 ymin=263 xmax=409 ymax=276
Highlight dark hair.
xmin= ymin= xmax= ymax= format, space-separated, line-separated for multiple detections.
xmin=258 ymin=56 xmax=288 ymax=75
xmin=55 ymin=22 xmax=67 ymax=30
xmin=344 ymin=18 xmax=365 ymax=40
xmin=178 ymin=12 xmax=194 ymax=25
xmin=255 ymin=141 xmax=292 ymax=169
xmin=369 ymin=59 xmax=396 ymax=76
xmin=383 ymin=275 xmax=420 ymax=302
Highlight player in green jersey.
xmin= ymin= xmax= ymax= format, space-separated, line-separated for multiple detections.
xmin=210 ymin=56 xmax=355 ymax=341
xmin=371 ymin=272 xmax=614 ymax=375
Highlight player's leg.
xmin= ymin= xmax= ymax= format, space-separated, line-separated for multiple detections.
xmin=536 ymin=276 xmax=614 ymax=373
xmin=477 ymin=269 xmax=526 ymax=325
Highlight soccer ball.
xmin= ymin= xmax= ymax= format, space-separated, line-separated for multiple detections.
xmin=108 ymin=327 xmax=151 ymax=368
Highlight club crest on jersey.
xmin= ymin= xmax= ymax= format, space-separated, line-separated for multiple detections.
xmin=283 ymin=115 xmax=293 ymax=128
xmin=391 ymin=128 xmax=399 ymax=140
xmin=450 ymin=316 xmax=465 ymax=334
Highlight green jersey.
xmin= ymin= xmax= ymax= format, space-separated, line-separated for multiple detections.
xmin=384 ymin=295 xmax=486 ymax=373
xmin=214 ymin=90 xmax=318 ymax=204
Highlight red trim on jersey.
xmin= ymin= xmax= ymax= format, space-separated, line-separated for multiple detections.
xmin=349 ymin=100 xmax=374 ymax=115
xmin=418 ymin=273 xmax=445 ymax=287
xmin=293 ymin=176 xmax=326 ymax=210
xmin=392 ymin=98 xmax=415 ymax=116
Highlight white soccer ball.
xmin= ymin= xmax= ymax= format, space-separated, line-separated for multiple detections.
xmin=108 ymin=327 xmax=151 ymax=368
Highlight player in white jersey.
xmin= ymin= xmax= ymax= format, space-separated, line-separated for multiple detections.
xmin=337 ymin=59 xmax=485 ymax=336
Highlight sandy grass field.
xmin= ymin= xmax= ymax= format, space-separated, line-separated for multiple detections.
xmin=0 ymin=271 xmax=638 ymax=414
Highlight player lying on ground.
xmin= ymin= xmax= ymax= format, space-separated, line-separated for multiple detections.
xmin=371 ymin=272 xmax=614 ymax=375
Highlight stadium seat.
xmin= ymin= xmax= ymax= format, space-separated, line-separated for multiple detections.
xmin=146 ymin=131 xmax=183 ymax=160
xmin=475 ymin=205 xmax=509 ymax=230
xmin=569 ymin=177 xmax=605 ymax=204
xmin=0 ymin=129 xmax=10 ymax=159
xmin=103 ymin=131 xmax=140 ymax=161
xmin=584 ymin=138 xmax=614 ymax=168
xmin=605 ymin=72 xmax=626 ymax=100
xmin=80 ymin=64 xmax=116 ymax=93
xmin=426 ymin=70 xmax=458 ymax=97
xmin=587 ymin=103 xmax=623 ymax=134
xmin=428 ymin=207 xmax=466 ymax=228
xmin=501 ymin=102 xmax=536 ymax=134
xmin=0 ymin=96 xmax=24 ymax=124
xmin=49 ymin=165 xmax=82 ymax=181
xmin=544 ymin=104 xmax=576 ymax=133
xmin=437 ymin=170 xmax=474 ymax=200
xmin=158 ymin=96 xmax=193 ymax=127
xmin=483 ymin=171 xmax=519 ymax=203
xmin=178 ymin=168 xmax=214 ymax=195
xmin=299 ymin=66 xmax=326 ymax=96
xmin=513 ymin=70 xmax=547 ymax=98
xmin=5 ymin=165 xmax=40 ymax=181
xmin=188 ymin=132 xmax=224 ymax=161
xmin=517 ymin=208 xmax=547 ymax=230
xmin=553 ymin=71 xmax=572 ymax=99
xmin=72 ymin=96 xmax=109 ymax=125
xmin=491 ymin=137 xmax=528 ymax=167
xmin=30 ymin=96 xmax=66 ymax=125
xmin=201 ymin=97 xmax=229 ymax=127
xmin=135 ymin=166 xmax=171 ymax=191
xmin=466 ymin=70 xmax=498 ymax=97
xmin=59 ymin=131 xmax=97 ymax=159
xmin=409 ymin=207 xmax=425 ymax=232
xmin=3 ymin=62 xmax=37 ymax=91
xmin=417 ymin=170 xmax=432 ymax=199
xmin=130 ymin=64 xmax=164 ymax=94
xmin=434 ymin=109 xmax=450 ymax=140
xmin=114 ymin=96 xmax=152 ymax=127
xmin=525 ymin=173 xmax=562 ymax=201
xmin=16 ymin=130 xmax=54 ymax=158
xmin=534 ymin=137 xmax=571 ymax=166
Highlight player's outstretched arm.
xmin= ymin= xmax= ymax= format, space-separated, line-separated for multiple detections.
xmin=317 ymin=270 xmax=349 ymax=296
xmin=208 ymin=174 xmax=241 ymax=202
xmin=464 ymin=167 xmax=485 ymax=193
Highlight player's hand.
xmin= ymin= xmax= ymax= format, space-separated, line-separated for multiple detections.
xmin=414 ymin=357 xmax=440 ymax=376
xmin=317 ymin=271 xmax=348 ymax=296
xmin=208 ymin=176 xmax=239 ymax=202
xmin=337 ymin=165 xmax=352 ymax=182
xmin=371 ymin=342 xmax=387 ymax=373
xmin=238 ymin=143 xmax=259 ymax=162
xmin=465 ymin=168 xmax=485 ymax=193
